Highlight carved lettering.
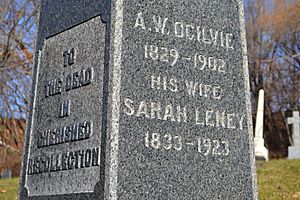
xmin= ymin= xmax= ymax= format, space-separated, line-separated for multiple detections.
xmin=63 ymin=48 xmax=76 ymax=67
xmin=38 ymin=121 xmax=93 ymax=148
xmin=123 ymin=98 xmax=188 ymax=123
xmin=134 ymin=12 xmax=235 ymax=50
xmin=45 ymin=78 xmax=63 ymax=97
xmin=59 ymin=100 xmax=71 ymax=118
xmin=195 ymin=108 xmax=244 ymax=130
xmin=66 ymin=68 xmax=94 ymax=91
xmin=27 ymin=147 xmax=100 ymax=175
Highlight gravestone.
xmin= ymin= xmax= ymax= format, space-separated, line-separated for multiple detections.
xmin=254 ymin=89 xmax=269 ymax=161
xmin=1 ymin=169 xmax=12 ymax=179
xmin=288 ymin=111 xmax=300 ymax=159
xmin=19 ymin=0 xmax=258 ymax=199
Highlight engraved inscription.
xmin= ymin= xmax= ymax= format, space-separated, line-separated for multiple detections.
xmin=63 ymin=48 xmax=76 ymax=67
xmin=134 ymin=12 xmax=234 ymax=50
xmin=45 ymin=78 xmax=63 ymax=97
xmin=65 ymin=68 xmax=94 ymax=91
xmin=145 ymin=43 xmax=179 ymax=67
xmin=119 ymin=8 xmax=247 ymax=161
xmin=144 ymin=132 xmax=230 ymax=157
xmin=28 ymin=147 xmax=100 ymax=175
xmin=59 ymin=100 xmax=71 ymax=118
xmin=37 ymin=121 xmax=93 ymax=148
xmin=26 ymin=16 xmax=105 ymax=196
xmin=123 ymin=98 xmax=244 ymax=130
xmin=144 ymin=43 xmax=227 ymax=73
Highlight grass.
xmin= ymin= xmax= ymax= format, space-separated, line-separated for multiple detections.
xmin=257 ymin=159 xmax=300 ymax=200
xmin=0 ymin=178 xmax=19 ymax=200
xmin=0 ymin=160 xmax=300 ymax=200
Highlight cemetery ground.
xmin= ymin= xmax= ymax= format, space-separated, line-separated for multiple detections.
xmin=0 ymin=160 xmax=299 ymax=200
xmin=0 ymin=177 xmax=19 ymax=200
xmin=256 ymin=159 xmax=300 ymax=200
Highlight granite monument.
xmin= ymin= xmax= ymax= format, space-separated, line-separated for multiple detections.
xmin=288 ymin=111 xmax=300 ymax=159
xmin=254 ymin=89 xmax=269 ymax=161
xmin=19 ymin=0 xmax=258 ymax=199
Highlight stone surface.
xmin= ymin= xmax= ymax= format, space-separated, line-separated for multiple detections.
xmin=25 ymin=16 xmax=105 ymax=196
xmin=254 ymin=89 xmax=268 ymax=161
xmin=288 ymin=146 xmax=300 ymax=159
xmin=20 ymin=0 xmax=258 ymax=199
xmin=1 ymin=169 xmax=12 ymax=179
xmin=288 ymin=111 xmax=300 ymax=159
xmin=19 ymin=1 xmax=110 ymax=199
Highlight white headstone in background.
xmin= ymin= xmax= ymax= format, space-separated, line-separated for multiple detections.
xmin=1 ymin=169 xmax=12 ymax=179
xmin=288 ymin=111 xmax=300 ymax=159
xmin=254 ymin=89 xmax=269 ymax=161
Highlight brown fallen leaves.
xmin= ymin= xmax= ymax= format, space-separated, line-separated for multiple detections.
xmin=0 ymin=189 xmax=7 ymax=193
xmin=293 ymin=192 xmax=300 ymax=199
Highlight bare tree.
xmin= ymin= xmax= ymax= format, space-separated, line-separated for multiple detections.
xmin=0 ymin=0 xmax=39 ymax=149
xmin=246 ymin=0 xmax=300 ymax=158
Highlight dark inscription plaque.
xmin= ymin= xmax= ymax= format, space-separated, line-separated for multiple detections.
xmin=25 ymin=16 xmax=105 ymax=196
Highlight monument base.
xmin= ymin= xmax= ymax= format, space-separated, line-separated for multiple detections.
xmin=288 ymin=146 xmax=300 ymax=159
xmin=254 ymin=138 xmax=269 ymax=161
xmin=254 ymin=147 xmax=269 ymax=161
